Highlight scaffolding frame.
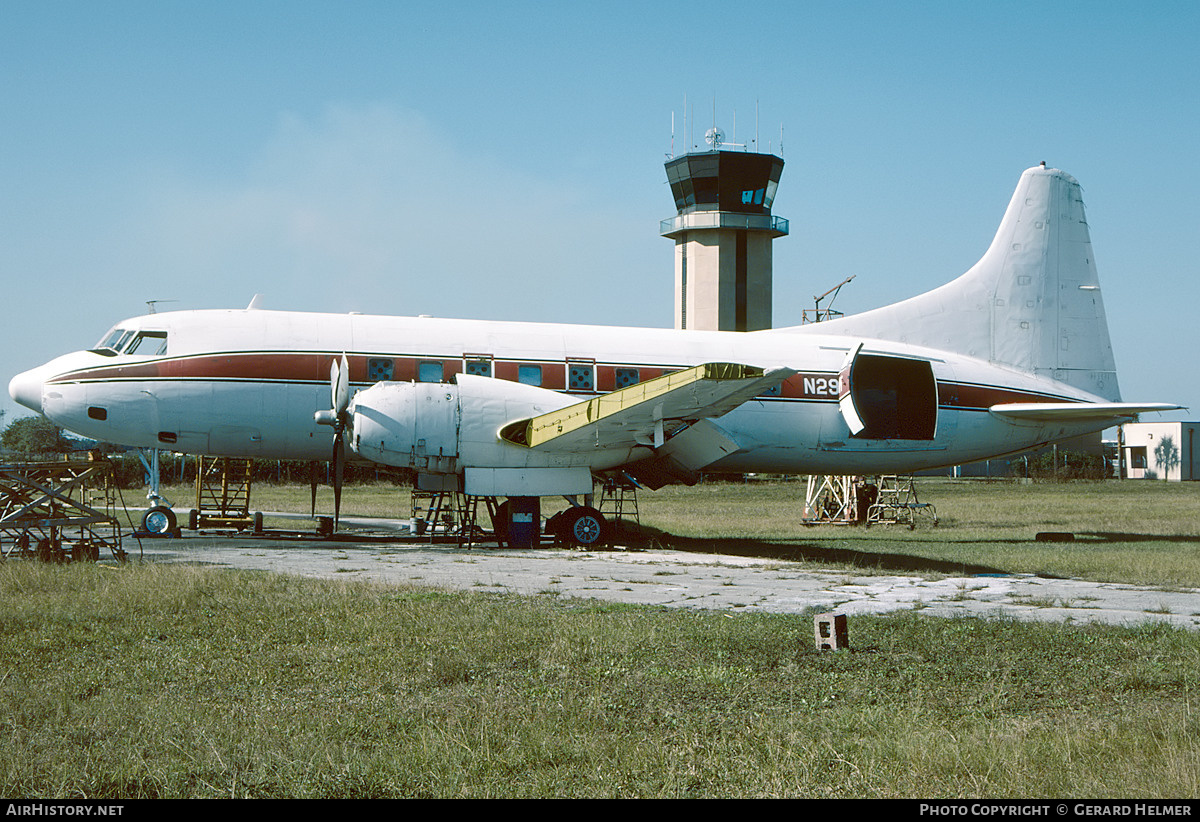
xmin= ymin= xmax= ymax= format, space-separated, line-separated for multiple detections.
xmin=193 ymin=457 xmax=258 ymax=530
xmin=597 ymin=476 xmax=640 ymax=526
xmin=865 ymin=475 xmax=939 ymax=529
xmin=0 ymin=456 xmax=125 ymax=562
xmin=802 ymin=474 xmax=938 ymax=529
xmin=410 ymin=489 xmax=497 ymax=547
xmin=802 ymin=475 xmax=867 ymax=524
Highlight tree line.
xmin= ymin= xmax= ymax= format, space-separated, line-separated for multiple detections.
xmin=0 ymin=414 xmax=410 ymax=488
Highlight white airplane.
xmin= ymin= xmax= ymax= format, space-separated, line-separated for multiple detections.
xmin=8 ymin=165 xmax=1179 ymax=545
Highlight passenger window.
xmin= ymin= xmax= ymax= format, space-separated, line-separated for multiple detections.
xmin=418 ymin=361 xmax=444 ymax=383
xmin=518 ymin=365 xmax=542 ymax=386
xmin=465 ymin=359 xmax=492 ymax=377
xmin=568 ymin=363 xmax=594 ymax=392
xmin=368 ymin=358 xmax=394 ymax=381
xmin=615 ymin=368 xmax=640 ymax=389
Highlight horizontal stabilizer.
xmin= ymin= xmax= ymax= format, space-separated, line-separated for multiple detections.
xmin=499 ymin=362 xmax=794 ymax=453
xmin=989 ymin=402 xmax=1181 ymax=422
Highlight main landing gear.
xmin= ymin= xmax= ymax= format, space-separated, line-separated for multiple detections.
xmin=487 ymin=499 xmax=610 ymax=549
xmin=408 ymin=478 xmax=638 ymax=549
xmin=547 ymin=505 xmax=608 ymax=548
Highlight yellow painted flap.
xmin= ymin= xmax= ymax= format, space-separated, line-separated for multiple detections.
xmin=499 ymin=362 xmax=793 ymax=453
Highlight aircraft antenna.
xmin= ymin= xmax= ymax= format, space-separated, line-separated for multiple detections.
xmin=146 ymin=300 xmax=177 ymax=314
xmin=803 ymin=276 xmax=855 ymax=324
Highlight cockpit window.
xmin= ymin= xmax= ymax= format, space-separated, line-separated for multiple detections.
xmin=92 ymin=327 xmax=168 ymax=355
xmin=96 ymin=328 xmax=133 ymax=352
xmin=125 ymin=331 xmax=168 ymax=355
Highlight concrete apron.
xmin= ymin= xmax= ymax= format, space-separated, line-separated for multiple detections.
xmin=134 ymin=532 xmax=1200 ymax=631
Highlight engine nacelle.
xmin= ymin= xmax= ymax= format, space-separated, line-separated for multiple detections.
xmin=351 ymin=381 xmax=462 ymax=473
xmin=349 ymin=374 xmax=583 ymax=477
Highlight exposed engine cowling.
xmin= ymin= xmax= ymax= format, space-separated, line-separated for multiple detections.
xmin=349 ymin=374 xmax=581 ymax=476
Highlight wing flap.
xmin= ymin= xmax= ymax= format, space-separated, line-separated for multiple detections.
xmin=499 ymin=362 xmax=795 ymax=454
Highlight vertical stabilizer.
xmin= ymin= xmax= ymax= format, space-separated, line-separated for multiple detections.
xmin=785 ymin=166 xmax=1121 ymax=401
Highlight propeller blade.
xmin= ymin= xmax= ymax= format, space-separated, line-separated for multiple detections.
xmin=309 ymin=461 xmax=318 ymax=517
xmin=329 ymin=357 xmax=340 ymax=412
xmin=313 ymin=354 xmax=353 ymax=531
xmin=332 ymin=434 xmax=345 ymax=530
xmin=333 ymin=354 xmax=350 ymax=417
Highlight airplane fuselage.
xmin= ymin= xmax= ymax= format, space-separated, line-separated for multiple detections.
xmin=12 ymin=307 xmax=1109 ymax=476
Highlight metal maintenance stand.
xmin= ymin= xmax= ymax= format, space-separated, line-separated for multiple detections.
xmin=410 ymin=489 xmax=497 ymax=547
xmin=0 ymin=455 xmax=125 ymax=562
xmin=190 ymin=457 xmax=261 ymax=532
xmin=864 ymin=475 xmax=938 ymax=529
xmin=802 ymin=475 xmax=877 ymax=525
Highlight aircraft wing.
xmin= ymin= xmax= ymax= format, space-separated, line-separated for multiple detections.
xmin=498 ymin=362 xmax=795 ymax=454
xmin=989 ymin=402 xmax=1182 ymax=422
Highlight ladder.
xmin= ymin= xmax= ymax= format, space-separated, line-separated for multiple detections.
xmin=597 ymin=477 xmax=640 ymax=525
xmin=193 ymin=457 xmax=258 ymax=530
xmin=864 ymin=475 xmax=938 ymax=529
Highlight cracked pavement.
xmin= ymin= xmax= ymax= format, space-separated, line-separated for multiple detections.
xmin=131 ymin=529 xmax=1200 ymax=630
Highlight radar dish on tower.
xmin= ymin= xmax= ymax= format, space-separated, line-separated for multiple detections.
xmin=705 ymin=127 xmax=725 ymax=149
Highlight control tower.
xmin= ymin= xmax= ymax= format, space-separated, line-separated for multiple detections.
xmin=660 ymin=138 xmax=787 ymax=331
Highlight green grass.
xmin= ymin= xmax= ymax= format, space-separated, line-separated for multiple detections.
xmin=146 ymin=477 xmax=1200 ymax=587
xmin=633 ymin=479 xmax=1200 ymax=588
xmin=2 ymin=561 xmax=1199 ymax=798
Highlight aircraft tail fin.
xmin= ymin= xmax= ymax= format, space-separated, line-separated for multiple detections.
xmin=781 ymin=165 xmax=1121 ymax=401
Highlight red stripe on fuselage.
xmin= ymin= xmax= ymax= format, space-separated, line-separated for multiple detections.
xmin=46 ymin=351 xmax=1078 ymax=408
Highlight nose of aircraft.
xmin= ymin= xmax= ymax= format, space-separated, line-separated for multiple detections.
xmin=8 ymin=367 xmax=45 ymax=414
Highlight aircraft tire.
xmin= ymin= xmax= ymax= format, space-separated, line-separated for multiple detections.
xmin=142 ymin=505 xmax=177 ymax=535
xmin=560 ymin=506 xmax=607 ymax=548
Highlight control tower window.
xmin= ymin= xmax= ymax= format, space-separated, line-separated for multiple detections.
xmin=764 ymin=179 xmax=779 ymax=208
xmin=692 ymin=176 xmax=719 ymax=207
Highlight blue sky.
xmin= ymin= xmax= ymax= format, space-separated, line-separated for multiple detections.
xmin=2 ymin=0 xmax=1198 ymax=424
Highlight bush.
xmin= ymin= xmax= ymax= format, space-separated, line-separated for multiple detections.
xmin=86 ymin=452 xmax=413 ymax=490
xmin=1027 ymin=449 xmax=1109 ymax=481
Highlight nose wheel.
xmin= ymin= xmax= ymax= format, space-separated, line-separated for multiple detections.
xmin=141 ymin=505 xmax=177 ymax=535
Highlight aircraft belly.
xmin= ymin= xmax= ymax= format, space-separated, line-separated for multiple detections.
xmin=705 ymin=403 xmax=1036 ymax=475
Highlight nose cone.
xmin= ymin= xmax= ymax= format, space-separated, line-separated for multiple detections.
xmin=9 ymin=367 xmax=45 ymax=414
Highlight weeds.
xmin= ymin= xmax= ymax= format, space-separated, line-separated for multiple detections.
xmin=2 ymin=562 xmax=1199 ymax=798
